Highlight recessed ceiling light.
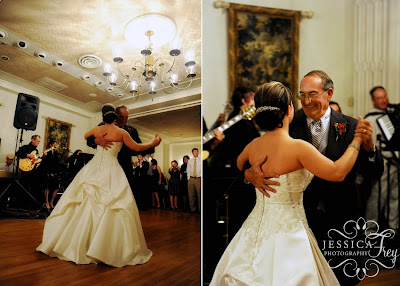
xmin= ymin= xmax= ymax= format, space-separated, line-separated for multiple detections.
xmin=1 ymin=55 xmax=9 ymax=61
xmin=53 ymin=60 xmax=64 ymax=67
xmin=89 ymin=93 xmax=97 ymax=97
xmin=34 ymin=51 xmax=47 ymax=58
xmin=15 ymin=41 xmax=28 ymax=49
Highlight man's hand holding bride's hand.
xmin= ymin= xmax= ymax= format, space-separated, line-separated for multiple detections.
xmin=244 ymin=155 xmax=280 ymax=198
xmin=354 ymin=116 xmax=373 ymax=151
xmin=151 ymin=134 xmax=162 ymax=147
xmin=95 ymin=133 xmax=113 ymax=150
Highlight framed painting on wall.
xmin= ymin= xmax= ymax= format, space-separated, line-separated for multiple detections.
xmin=228 ymin=4 xmax=300 ymax=109
xmin=44 ymin=117 xmax=72 ymax=164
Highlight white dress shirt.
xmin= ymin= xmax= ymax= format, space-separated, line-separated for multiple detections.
xmin=0 ymin=162 xmax=14 ymax=172
xmin=187 ymin=156 xmax=201 ymax=180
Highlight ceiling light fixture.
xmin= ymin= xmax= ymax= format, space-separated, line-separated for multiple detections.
xmin=102 ymin=14 xmax=197 ymax=100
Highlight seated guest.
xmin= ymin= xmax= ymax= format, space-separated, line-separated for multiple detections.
xmin=0 ymin=153 xmax=15 ymax=172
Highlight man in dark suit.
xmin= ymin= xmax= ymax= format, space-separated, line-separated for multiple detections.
xmin=133 ymin=154 xmax=149 ymax=210
xmin=245 ymin=70 xmax=380 ymax=286
xmin=87 ymin=105 xmax=153 ymax=199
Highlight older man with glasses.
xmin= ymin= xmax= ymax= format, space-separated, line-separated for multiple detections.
xmin=244 ymin=70 xmax=382 ymax=286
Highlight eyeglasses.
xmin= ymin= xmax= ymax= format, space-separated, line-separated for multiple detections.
xmin=297 ymin=90 xmax=326 ymax=100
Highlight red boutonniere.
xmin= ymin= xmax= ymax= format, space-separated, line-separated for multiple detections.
xmin=334 ymin=122 xmax=348 ymax=141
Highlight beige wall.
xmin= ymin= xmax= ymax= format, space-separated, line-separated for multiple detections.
xmin=202 ymin=0 xmax=354 ymax=125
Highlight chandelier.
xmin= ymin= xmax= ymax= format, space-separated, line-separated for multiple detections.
xmin=102 ymin=14 xmax=197 ymax=99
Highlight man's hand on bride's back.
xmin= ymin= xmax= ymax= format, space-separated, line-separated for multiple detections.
xmin=95 ymin=133 xmax=113 ymax=150
xmin=244 ymin=155 xmax=280 ymax=198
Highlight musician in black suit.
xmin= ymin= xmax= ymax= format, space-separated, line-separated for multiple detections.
xmin=245 ymin=70 xmax=381 ymax=286
xmin=16 ymin=134 xmax=47 ymax=207
xmin=87 ymin=105 xmax=153 ymax=199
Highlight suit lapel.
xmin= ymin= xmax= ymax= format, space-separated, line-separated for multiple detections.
xmin=291 ymin=110 xmax=312 ymax=143
xmin=325 ymin=110 xmax=346 ymax=160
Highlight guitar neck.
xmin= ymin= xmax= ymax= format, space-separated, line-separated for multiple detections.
xmin=203 ymin=114 xmax=243 ymax=144
xmin=38 ymin=146 xmax=56 ymax=158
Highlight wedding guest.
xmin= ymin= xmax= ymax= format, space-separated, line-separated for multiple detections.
xmin=329 ymin=100 xmax=342 ymax=113
xmin=37 ymin=139 xmax=61 ymax=211
xmin=133 ymin=154 xmax=149 ymax=210
xmin=187 ymin=148 xmax=201 ymax=213
xmin=168 ymin=160 xmax=180 ymax=210
xmin=180 ymin=155 xmax=190 ymax=211
xmin=150 ymin=159 xmax=161 ymax=208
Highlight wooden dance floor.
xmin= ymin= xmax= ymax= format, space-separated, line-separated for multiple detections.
xmin=0 ymin=209 xmax=200 ymax=286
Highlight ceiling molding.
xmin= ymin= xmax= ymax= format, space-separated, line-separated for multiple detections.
xmin=129 ymin=99 xmax=201 ymax=119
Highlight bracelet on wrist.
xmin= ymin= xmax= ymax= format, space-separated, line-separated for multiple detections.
xmin=348 ymin=144 xmax=360 ymax=151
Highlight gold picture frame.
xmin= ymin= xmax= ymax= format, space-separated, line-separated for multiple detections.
xmin=44 ymin=117 xmax=72 ymax=163
xmin=228 ymin=4 xmax=300 ymax=109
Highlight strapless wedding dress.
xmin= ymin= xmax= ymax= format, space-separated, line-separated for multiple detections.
xmin=37 ymin=142 xmax=152 ymax=267
xmin=210 ymin=168 xmax=339 ymax=285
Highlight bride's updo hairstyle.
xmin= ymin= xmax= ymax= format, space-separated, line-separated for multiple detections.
xmin=254 ymin=81 xmax=293 ymax=131
xmin=102 ymin=103 xmax=118 ymax=124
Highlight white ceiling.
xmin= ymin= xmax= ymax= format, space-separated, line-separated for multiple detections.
xmin=0 ymin=0 xmax=201 ymax=139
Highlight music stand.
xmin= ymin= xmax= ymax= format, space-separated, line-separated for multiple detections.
xmin=0 ymin=129 xmax=41 ymax=214
xmin=377 ymin=115 xmax=400 ymax=230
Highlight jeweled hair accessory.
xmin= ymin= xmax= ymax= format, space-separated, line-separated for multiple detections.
xmin=103 ymin=111 xmax=116 ymax=116
xmin=256 ymin=106 xmax=281 ymax=114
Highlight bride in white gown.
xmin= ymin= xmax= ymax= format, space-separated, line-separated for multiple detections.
xmin=37 ymin=104 xmax=161 ymax=267
xmin=210 ymin=82 xmax=364 ymax=285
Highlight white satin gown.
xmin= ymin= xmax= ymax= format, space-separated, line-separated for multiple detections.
xmin=37 ymin=142 xmax=152 ymax=267
xmin=210 ymin=168 xmax=340 ymax=285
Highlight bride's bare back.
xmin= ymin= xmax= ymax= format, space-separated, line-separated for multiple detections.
xmin=89 ymin=124 xmax=125 ymax=142
xmin=248 ymin=132 xmax=303 ymax=175
xmin=238 ymin=128 xmax=362 ymax=182
xmin=85 ymin=123 xmax=156 ymax=152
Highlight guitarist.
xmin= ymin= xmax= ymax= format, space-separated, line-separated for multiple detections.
xmin=203 ymin=87 xmax=260 ymax=278
xmin=217 ymin=87 xmax=260 ymax=170
xmin=16 ymin=135 xmax=47 ymax=207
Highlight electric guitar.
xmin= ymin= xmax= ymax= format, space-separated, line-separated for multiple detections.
xmin=19 ymin=146 xmax=57 ymax=172
xmin=203 ymin=106 xmax=256 ymax=160
xmin=203 ymin=105 xmax=256 ymax=144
